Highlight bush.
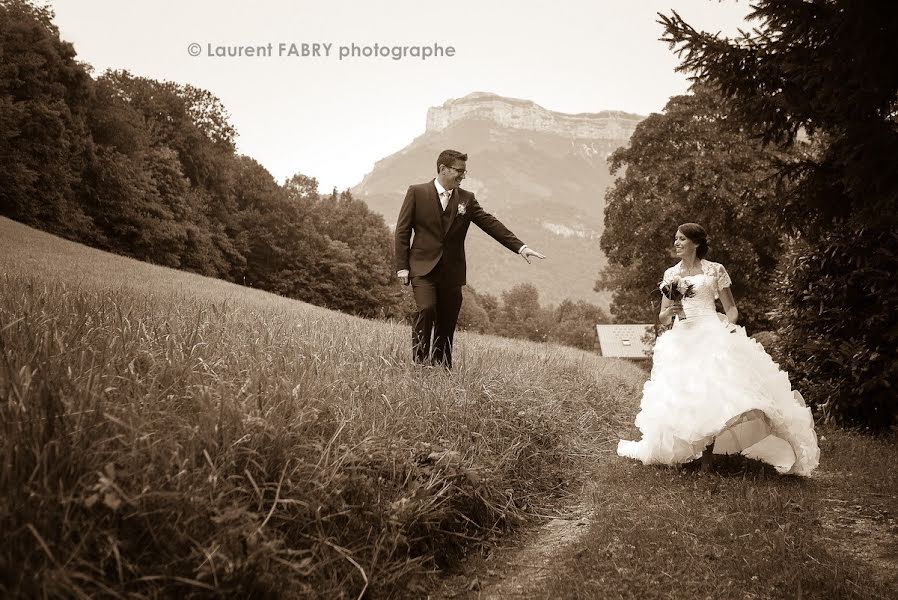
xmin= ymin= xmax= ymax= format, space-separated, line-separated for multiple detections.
xmin=770 ymin=228 xmax=898 ymax=431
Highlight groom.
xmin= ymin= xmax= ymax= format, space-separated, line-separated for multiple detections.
xmin=395 ymin=149 xmax=545 ymax=369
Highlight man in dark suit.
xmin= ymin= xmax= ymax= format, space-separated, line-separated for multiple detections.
xmin=395 ymin=149 xmax=545 ymax=369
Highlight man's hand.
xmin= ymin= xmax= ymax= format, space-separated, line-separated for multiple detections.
xmin=520 ymin=246 xmax=546 ymax=264
xmin=397 ymin=269 xmax=410 ymax=285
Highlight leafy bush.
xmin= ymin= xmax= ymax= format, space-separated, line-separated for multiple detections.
xmin=770 ymin=229 xmax=898 ymax=430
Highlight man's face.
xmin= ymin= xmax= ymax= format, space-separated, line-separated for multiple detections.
xmin=440 ymin=160 xmax=467 ymax=189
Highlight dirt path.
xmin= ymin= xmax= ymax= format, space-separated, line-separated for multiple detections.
xmin=432 ymin=498 xmax=593 ymax=600
xmin=434 ymin=457 xmax=898 ymax=599
xmin=815 ymin=470 xmax=898 ymax=590
xmin=429 ymin=432 xmax=613 ymax=600
xmin=474 ymin=503 xmax=592 ymax=599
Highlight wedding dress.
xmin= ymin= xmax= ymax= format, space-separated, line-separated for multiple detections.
xmin=617 ymin=259 xmax=820 ymax=476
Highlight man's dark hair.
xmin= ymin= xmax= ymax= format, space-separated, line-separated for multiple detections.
xmin=436 ymin=149 xmax=467 ymax=173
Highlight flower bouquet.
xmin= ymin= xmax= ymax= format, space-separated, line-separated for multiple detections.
xmin=660 ymin=276 xmax=695 ymax=323
xmin=660 ymin=275 xmax=695 ymax=302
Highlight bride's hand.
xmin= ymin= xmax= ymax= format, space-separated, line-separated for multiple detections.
xmin=669 ymin=302 xmax=685 ymax=318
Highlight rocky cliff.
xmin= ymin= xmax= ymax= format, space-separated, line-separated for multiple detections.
xmin=425 ymin=92 xmax=642 ymax=140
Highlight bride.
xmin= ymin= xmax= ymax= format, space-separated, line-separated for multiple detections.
xmin=617 ymin=223 xmax=820 ymax=476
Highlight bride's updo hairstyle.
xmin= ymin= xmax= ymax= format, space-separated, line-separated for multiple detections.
xmin=678 ymin=223 xmax=710 ymax=259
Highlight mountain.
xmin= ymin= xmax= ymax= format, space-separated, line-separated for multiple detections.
xmin=351 ymin=92 xmax=643 ymax=307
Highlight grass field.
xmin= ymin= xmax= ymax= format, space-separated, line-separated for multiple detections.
xmin=2 ymin=217 xmax=895 ymax=599
xmin=0 ymin=217 xmax=645 ymax=598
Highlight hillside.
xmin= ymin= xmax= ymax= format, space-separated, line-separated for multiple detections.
xmin=351 ymin=92 xmax=644 ymax=307
xmin=0 ymin=216 xmax=645 ymax=597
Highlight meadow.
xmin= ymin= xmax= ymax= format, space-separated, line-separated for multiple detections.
xmin=0 ymin=217 xmax=645 ymax=598
xmin=2 ymin=216 xmax=895 ymax=599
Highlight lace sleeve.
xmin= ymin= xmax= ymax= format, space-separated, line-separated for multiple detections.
xmin=717 ymin=263 xmax=732 ymax=290
xmin=660 ymin=266 xmax=675 ymax=291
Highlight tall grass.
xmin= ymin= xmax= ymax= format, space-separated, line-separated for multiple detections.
xmin=0 ymin=217 xmax=646 ymax=598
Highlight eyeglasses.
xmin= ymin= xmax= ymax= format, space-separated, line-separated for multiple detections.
xmin=446 ymin=166 xmax=467 ymax=176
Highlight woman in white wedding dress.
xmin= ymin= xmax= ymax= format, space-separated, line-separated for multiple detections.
xmin=617 ymin=223 xmax=820 ymax=476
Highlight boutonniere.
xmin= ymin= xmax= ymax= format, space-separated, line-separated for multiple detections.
xmin=457 ymin=203 xmax=467 ymax=215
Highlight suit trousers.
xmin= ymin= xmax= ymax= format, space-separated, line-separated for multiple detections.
xmin=410 ymin=260 xmax=463 ymax=369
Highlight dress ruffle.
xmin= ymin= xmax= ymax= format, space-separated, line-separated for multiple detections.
xmin=617 ymin=315 xmax=820 ymax=476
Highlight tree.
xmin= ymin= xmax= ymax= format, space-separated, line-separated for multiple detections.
xmin=316 ymin=189 xmax=400 ymax=317
xmin=547 ymin=299 xmax=609 ymax=350
xmin=98 ymin=70 xmax=235 ymax=193
xmin=2 ymin=0 xmax=410 ymax=327
xmin=477 ymin=291 xmax=500 ymax=324
xmin=284 ymin=173 xmax=319 ymax=201
xmin=82 ymin=72 xmax=234 ymax=277
xmin=83 ymin=145 xmax=187 ymax=267
xmin=282 ymin=179 xmax=402 ymax=317
xmin=493 ymin=284 xmax=553 ymax=343
xmin=229 ymin=156 xmax=287 ymax=286
xmin=597 ymin=84 xmax=796 ymax=331
xmin=661 ymin=1 xmax=898 ymax=429
xmin=456 ymin=287 xmax=491 ymax=333
xmin=0 ymin=0 xmax=95 ymax=237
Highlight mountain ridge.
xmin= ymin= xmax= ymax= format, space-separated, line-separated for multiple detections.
xmin=426 ymin=91 xmax=643 ymax=139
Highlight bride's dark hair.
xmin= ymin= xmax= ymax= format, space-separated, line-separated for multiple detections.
xmin=678 ymin=223 xmax=710 ymax=259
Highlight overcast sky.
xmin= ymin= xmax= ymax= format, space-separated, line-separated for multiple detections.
xmin=49 ymin=0 xmax=753 ymax=192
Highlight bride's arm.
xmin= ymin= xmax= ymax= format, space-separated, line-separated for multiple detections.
xmin=719 ymin=287 xmax=739 ymax=324
xmin=659 ymin=295 xmax=683 ymax=325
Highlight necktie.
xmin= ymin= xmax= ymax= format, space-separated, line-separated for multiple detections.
xmin=440 ymin=190 xmax=451 ymax=212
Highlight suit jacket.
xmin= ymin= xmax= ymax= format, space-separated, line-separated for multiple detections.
xmin=394 ymin=180 xmax=524 ymax=286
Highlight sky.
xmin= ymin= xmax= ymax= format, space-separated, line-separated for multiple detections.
xmin=48 ymin=0 xmax=754 ymax=192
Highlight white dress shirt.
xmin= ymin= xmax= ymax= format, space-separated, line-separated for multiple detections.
xmin=434 ymin=178 xmax=452 ymax=211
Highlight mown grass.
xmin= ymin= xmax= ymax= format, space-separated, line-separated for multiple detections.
xmin=535 ymin=393 xmax=898 ymax=599
xmin=0 ymin=217 xmax=646 ymax=598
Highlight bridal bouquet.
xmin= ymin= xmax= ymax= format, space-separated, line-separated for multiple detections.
xmin=660 ymin=275 xmax=695 ymax=302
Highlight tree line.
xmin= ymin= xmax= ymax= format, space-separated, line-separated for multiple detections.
xmin=0 ymin=1 xmax=400 ymax=317
xmin=458 ymin=284 xmax=608 ymax=350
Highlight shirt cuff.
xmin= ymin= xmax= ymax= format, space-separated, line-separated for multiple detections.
xmin=397 ymin=269 xmax=409 ymax=276
xmin=518 ymin=244 xmax=528 ymax=254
